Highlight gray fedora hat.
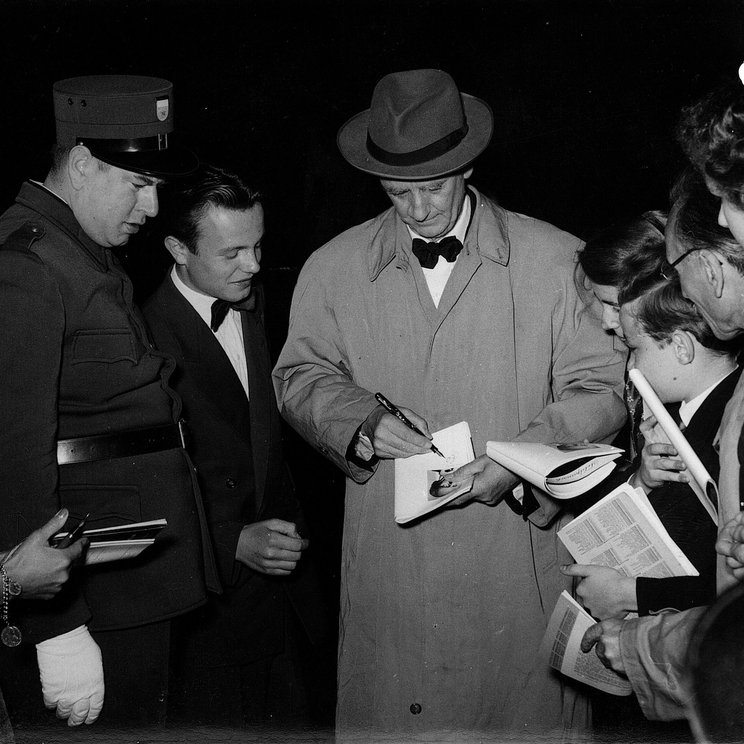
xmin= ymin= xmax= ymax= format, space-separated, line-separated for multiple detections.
xmin=337 ymin=69 xmax=493 ymax=180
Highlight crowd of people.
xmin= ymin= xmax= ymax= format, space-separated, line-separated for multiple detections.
xmin=0 ymin=65 xmax=744 ymax=744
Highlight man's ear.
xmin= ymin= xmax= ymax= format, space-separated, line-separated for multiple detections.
xmin=671 ymin=329 xmax=695 ymax=365
xmin=164 ymin=235 xmax=189 ymax=265
xmin=700 ymin=250 xmax=725 ymax=299
xmin=68 ymin=145 xmax=94 ymax=190
xmin=463 ymin=167 xmax=474 ymax=181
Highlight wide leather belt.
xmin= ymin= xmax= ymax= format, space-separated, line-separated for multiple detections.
xmin=57 ymin=421 xmax=187 ymax=466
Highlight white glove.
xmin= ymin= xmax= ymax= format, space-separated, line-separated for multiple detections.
xmin=36 ymin=625 xmax=105 ymax=725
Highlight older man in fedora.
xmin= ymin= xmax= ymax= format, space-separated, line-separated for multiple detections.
xmin=0 ymin=76 xmax=218 ymax=728
xmin=274 ymin=69 xmax=625 ymax=740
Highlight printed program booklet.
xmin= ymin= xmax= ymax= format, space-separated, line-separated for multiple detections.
xmin=557 ymin=482 xmax=698 ymax=579
xmin=540 ymin=590 xmax=633 ymax=696
xmin=52 ymin=518 xmax=167 ymax=565
xmin=629 ymin=368 xmax=718 ymax=523
xmin=394 ymin=421 xmax=475 ymax=524
xmin=485 ymin=441 xmax=623 ymax=499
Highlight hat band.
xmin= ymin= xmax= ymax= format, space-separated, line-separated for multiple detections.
xmin=76 ymin=133 xmax=170 ymax=153
xmin=366 ymin=123 xmax=468 ymax=167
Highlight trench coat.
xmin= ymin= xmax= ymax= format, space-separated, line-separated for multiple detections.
xmin=273 ymin=187 xmax=626 ymax=742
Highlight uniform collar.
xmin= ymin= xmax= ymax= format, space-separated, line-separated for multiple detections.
xmin=367 ymin=185 xmax=511 ymax=281
xmin=16 ymin=180 xmax=110 ymax=268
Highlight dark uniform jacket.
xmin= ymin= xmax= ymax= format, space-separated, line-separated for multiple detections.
xmin=143 ymin=274 xmax=327 ymax=667
xmin=0 ymin=181 xmax=218 ymax=644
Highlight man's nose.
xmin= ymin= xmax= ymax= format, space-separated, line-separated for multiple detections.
xmin=601 ymin=306 xmax=619 ymax=331
xmin=138 ymin=186 xmax=159 ymax=218
xmin=718 ymin=202 xmax=729 ymax=228
xmin=409 ymin=192 xmax=430 ymax=221
xmin=240 ymin=249 xmax=261 ymax=274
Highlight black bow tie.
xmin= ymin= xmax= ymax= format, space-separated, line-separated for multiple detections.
xmin=210 ymin=294 xmax=256 ymax=332
xmin=411 ymin=236 xmax=463 ymax=269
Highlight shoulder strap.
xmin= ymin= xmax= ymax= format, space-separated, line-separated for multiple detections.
xmin=1 ymin=221 xmax=46 ymax=252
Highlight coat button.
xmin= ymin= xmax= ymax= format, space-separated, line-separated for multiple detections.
xmin=409 ymin=703 xmax=422 ymax=715
xmin=225 ymin=478 xmax=236 ymax=488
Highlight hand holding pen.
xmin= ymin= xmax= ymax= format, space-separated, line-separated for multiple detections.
xmin=374 ymin=393 xmax=445 ymax=458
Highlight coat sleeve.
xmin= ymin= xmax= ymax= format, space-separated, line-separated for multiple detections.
xmin=272 ymin=251 xmax=380 ymax=482
xmin=619 ymin=608 xmax=704 ymax=720
xmin=515 ymin=259 xmax=627 ymax=525
xmin=0 ymin=247 xmax=91 ymax=642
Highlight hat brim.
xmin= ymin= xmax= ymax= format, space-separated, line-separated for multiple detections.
xmin=337 ymin=93 xmax=493 ymax=180
xmin=89 ymin=143 xmax=199 ymax=179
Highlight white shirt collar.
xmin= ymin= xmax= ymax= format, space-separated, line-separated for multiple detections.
xmin=679 ymin=366 xmax=739 ymax=427
xmin=170 ymin=265 xmax=215 ymax=328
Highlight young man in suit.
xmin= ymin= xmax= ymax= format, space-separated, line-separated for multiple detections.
xmin=142 ymin=165 xmax=328 ymax=729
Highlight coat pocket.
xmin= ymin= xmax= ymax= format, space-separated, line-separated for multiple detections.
xmin=58 ymin=483 xmax=141 ymax=529
xmin=71 ymin=329 xmax=138 ymax=364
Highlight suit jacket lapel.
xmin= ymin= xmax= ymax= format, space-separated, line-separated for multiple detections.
xmin=686 ymin=367 xmax=743 ymax=475
xmin=240 ymin=304 xmax=272 ymax=515
xmin=160 ymin=277 xmax=251 ymax=432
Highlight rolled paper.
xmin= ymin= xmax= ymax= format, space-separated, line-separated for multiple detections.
xmin=629 ymin=367 xmax=718 ymax=524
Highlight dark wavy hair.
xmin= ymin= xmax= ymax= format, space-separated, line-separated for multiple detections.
xmin=578 ymin=211 xmax=667 ymax=302
xmin=161 ymin=163 xmax=262 ymax=254
xmin=677 ymin=78 xmax=744 ymax=207
xmin=628 ymin=274 xmax=736 ymax=355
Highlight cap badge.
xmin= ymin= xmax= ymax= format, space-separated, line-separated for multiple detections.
xmin=156 ymin=96 xmax=169 ymax=122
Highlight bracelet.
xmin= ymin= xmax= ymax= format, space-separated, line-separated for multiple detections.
xmin=0 ymin=564 xmax=22 ymax=647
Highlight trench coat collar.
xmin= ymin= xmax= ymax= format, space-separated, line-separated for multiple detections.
xmin=366 ymin=185 xmax=511 ymax=281
xmin=16 ymin=180 xmax=110 ymax=270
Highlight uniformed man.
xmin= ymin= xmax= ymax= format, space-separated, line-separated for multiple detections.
xmin=0 ymin=75 xmax=218 ymax=728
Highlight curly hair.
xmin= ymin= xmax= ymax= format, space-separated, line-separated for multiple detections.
xmin=677 ymin=78 xmax=744 ymax=207
xmin=578 ymin=211 xmax=667 ymax=302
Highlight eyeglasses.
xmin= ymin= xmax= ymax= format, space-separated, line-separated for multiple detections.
xmin=660 ymin=247 xmax=704 ymax=280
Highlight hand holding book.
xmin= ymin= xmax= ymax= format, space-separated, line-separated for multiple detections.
xmin=51 ymin=519 xmax=167 ymax=565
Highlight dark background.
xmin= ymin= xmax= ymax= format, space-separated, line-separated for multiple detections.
xmin=2 ymin=0 xmax=744 ymax=735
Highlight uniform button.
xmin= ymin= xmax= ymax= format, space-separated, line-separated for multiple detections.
xmin=409 ymin=703 xmax=422 ymax=715
xmin=225 ymin=478 xmax=236 ymax=488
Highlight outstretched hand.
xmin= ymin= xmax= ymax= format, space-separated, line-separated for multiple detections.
xmin=580 ymin=618 xmax=627 ymax=674
xmin=560 ymin=564 xmax=636 ymax=620
xmin=442 ymin=455 xmax=519 ymax=508
xmin=716 ymin=511 xmax=744 ymax=581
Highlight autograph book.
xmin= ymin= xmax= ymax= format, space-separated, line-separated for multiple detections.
xmin=485 ymin=440 xmax=623 ymax=498
xmin=541 ymin=591 xmax=633 ymax=696
xmin=52 ymin=518 xmax=167 ymax=565
xmin=394 ymin=421 xmax=475 ymax=524
xmin=557 ymin=483 xmax=698 ymax=579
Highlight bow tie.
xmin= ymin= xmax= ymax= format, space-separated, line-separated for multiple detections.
xmin=210 ymin=293 xmax=256 ymax=332
xmin=411 ymin=236 xmax=463 ymax=269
